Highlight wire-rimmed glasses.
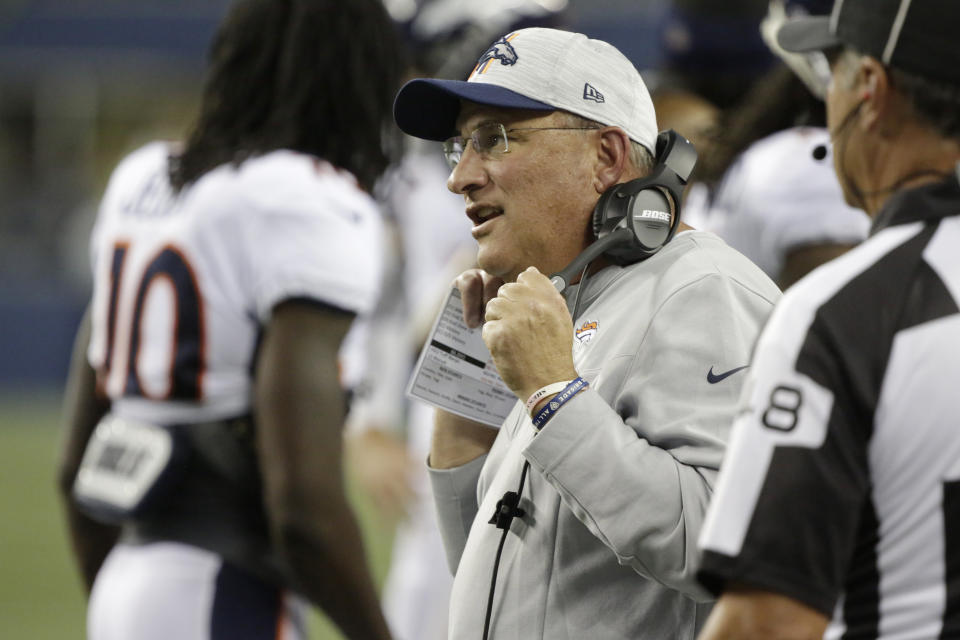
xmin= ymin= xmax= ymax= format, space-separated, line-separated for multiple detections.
xmin=442 ymin=122 xmax=600 ymax=170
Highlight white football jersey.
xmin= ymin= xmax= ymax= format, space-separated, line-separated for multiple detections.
xmin=685 ymin=127 xmax=870 ymax=280
xmin=343 ymin=143 xmax=475 ymax=433
xmin=87 ymin=142 xmax=383 ymax=425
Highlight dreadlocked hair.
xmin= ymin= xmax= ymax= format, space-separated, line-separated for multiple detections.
xmin=170 ymin=0 xmax=406 ymax=192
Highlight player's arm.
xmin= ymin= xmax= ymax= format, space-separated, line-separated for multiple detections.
xmin=343 ymin=256 xmax=417 ymax=522
xmin=779 ymin=242 xmax=857 ymax=289
xmin=56 ymin=308 xmax=117 ymax=592
xmin=254 ymin=299 xmax=392 ymax=640
xmin=697 ymin=583 xmax=829 ymax=640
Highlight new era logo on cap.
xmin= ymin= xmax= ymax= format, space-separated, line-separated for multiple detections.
xmin=583 ymin=83 xmax=605 ymax=103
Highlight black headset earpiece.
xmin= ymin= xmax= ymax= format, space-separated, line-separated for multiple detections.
xmin=591 ymin=175 xmax=674 ymax=263
xmin=550 ymin=130 xmax=698 ymax=291
xmin=591 ymin=129 xmax=697 ymax=262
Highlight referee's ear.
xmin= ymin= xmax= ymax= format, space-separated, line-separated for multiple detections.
xmin=592 ymin=126 xmax=632 ymax=195
xmin=856 ymin=57 xmax=895 ymax=138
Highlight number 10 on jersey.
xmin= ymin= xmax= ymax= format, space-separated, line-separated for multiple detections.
xmin=93 ymin=242 xmax=206 ymax=401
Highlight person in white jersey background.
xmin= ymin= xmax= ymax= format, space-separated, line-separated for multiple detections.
xmin=682 ymin=0 xmax=870 ymax=290
xmin=393 ymin=26 xmax=781 ymax=639
xmin=697 ymin=0 xmax=960 ymax=637
xmin=56 ymin=1 xmax=404 ymax=639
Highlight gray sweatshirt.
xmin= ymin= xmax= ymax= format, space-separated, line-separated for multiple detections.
xmin=430 ymin=230 xmax=781 ymax=640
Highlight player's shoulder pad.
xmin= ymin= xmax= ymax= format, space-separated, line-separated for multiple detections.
xmin=108 ymin=141 xmax=171 ymax=186
xmin=735 ymin=128 xmax=826 ymax=186
xmin=98 ymin=141 xmax=173 ymax=214
xmin=235 ymin=150 xmax=378 ymax=222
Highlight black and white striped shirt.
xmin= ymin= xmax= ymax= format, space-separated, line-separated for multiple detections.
xmin=697 ymin=168 xmax=960 ymax=639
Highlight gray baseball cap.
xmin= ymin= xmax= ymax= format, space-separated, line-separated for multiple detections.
xmin=393 ymin=27 xmax=658 ymax=153
xmin=777 ymin=0 xmax=960 ymax=85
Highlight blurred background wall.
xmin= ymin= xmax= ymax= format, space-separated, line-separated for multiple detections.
xmin=3 ymin=0 xmax=641 ymax=391
xmin=1 ymin=1 xmax=222 ymax=391
xmin=1 ymin=0 xmax=779 ymax=390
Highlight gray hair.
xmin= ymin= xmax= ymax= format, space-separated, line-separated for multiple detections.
xmin=561 ymin=112 xmax=656 ymax=174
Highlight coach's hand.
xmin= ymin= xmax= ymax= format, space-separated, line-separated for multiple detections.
xmin=482 ymin=267 xmax=579 ymax=401
xmin=455 ymin=268 xmax=504 ymax=328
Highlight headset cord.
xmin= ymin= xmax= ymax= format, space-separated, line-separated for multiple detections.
xmin=569 ymin=260 xmax=592 ymax=322
xmin=480 ymin=261 xmax=594 ymax=639
xmin=483 ymin=460 xmax=531 ymax=640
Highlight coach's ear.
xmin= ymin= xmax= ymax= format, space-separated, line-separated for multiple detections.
xmin=593 ymin=127 xmax=632 ymax=195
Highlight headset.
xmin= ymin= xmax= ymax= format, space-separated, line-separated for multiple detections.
xmin=550 ymin=129 xmax=698 ymax=292
xmin=481 ymin=130 xmax=698 ymax=640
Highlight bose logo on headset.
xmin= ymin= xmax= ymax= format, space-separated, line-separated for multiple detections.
xmin=638 ymin=209 xmax=670 ymax=223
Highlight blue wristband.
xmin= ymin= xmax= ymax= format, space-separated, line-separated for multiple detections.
xmin=531 ymin=377 xmax=589 ymax=431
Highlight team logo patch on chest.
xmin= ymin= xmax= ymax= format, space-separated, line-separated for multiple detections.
xmin=575 ymin=320 xmax=598 ymax=344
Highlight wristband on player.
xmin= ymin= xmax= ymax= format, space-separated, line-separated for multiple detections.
xmin=525 ymin=380 xmax=574 ymax=415
xmin=531 ymin=377 xmax=589 ymax=431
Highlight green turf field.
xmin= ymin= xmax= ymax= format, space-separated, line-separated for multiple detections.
xmin=0 ymin=391 xmax=394 ymax=639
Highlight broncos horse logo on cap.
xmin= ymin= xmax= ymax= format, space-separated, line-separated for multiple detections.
xmin=471 ymin=33 xmax=520 ymax=77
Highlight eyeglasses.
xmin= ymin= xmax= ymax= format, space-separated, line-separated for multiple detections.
xmin=442 ymin=122 xmax=599 ymax=170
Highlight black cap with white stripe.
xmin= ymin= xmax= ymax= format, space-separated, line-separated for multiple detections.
xmin=776 ymin=0 xmax=960 ymax=85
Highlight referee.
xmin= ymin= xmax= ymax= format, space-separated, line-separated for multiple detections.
xmin=696 ymin=1 xmax=960 ymax=638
